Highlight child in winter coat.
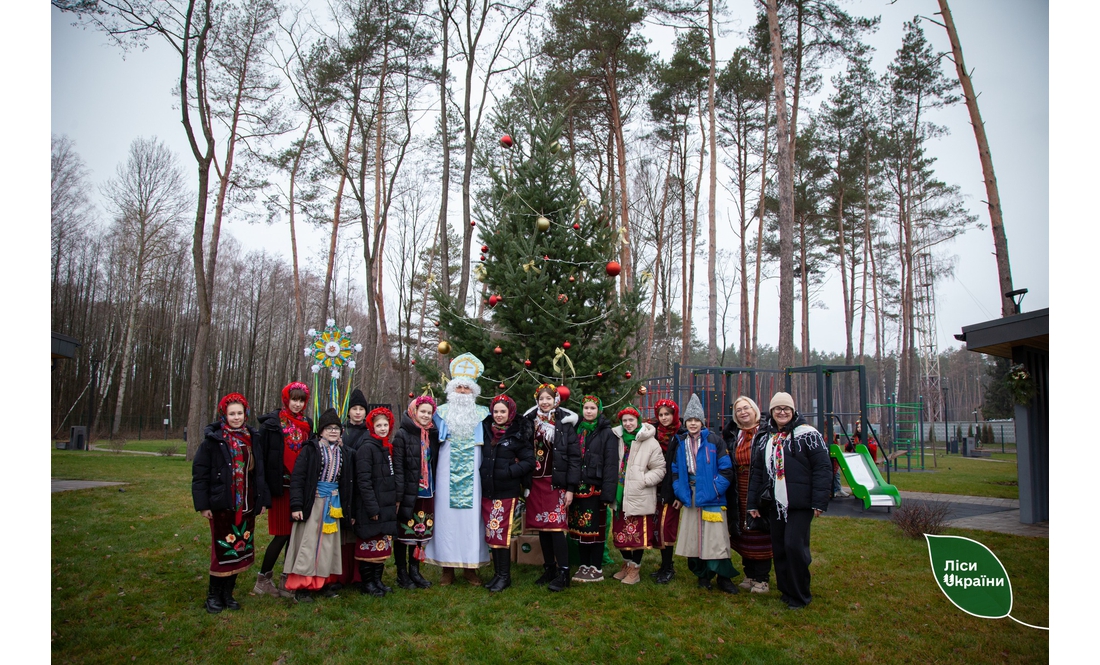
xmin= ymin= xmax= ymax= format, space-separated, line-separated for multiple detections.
xmin=284 ymin=408 xmax=353 ymax=602
xmin=353 ymin=407 xmax=400 ymax=597
xmin=672 ymin=394 xmax=739 ymax=594
xmin=334 ymin=388 xmax=371 ymax=589
xmin=610 ymin=407 xmax=665 ymax=585
xmin=647 ymin=399 xmax=684 ymax=584
xmin=479 ymin=394 xmax=535 ymax=592
xmin=568 ymin=395 xmax=618 ymax=583
xmin=392 ymin=396 xmax=440 ymax=589
xmin=192 ymin=393 xmax=269 ymax=613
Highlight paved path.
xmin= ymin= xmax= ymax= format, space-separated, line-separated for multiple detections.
xmin=52 ymin=479 xmax=127 ymax=492
xmin=823 ymin=490 xmax=1047 ymax=538
xmin=86 ymin=444 xmax=160 ymax=456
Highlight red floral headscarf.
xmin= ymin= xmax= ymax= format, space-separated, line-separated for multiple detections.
xmin=651 ymin=398 xmax=681 ymax=452
xmin=367 ymin=407 xmax=396 ymax=454
xmin=218 ymin=392 xmax=249 ymax=420
xmin=406 ymin=396 xmax=437 ymax=490
xmin=488 ymin=394 xmax=517 ymax=444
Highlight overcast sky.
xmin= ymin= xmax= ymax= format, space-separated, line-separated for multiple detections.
xmin=49 ymin=0 xmax=1049 ymax=356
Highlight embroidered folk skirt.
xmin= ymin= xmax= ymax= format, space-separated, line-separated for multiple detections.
xmin=524 ymin=477 xmax=568 ymax=532
xmin=730 ymin=465 xmax=773 ymax=561
xmin=482 ymin=497 xmax=519 ymax=549
xmin=208 ymin=508 xmax=256 ymax=576
xmin=284 ymin=495 xmax=343 ymax=590
xmin=655 ymin=499 xmax=681 ymax=548
xmin=267 ymin=489 xmax=293 ymax=536
xmin=397 ymin=496 xmax=435 ymax=546
xmin=567 ymin=494 xmax=607 ymax=544
xmin=612 ymin=511 xmax=656 ymax=551
xmin=355 ymin=535 xmax=393 ymax=563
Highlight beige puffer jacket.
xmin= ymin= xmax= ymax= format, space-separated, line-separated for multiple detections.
xmin=612 ymin=422 xmax=666 ymax=517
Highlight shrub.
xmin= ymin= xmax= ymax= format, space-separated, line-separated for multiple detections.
xmin=891 ymin=501 xmax=952 ymax=539
xmin=107 ymin=438 xmax=127 ymax=453
xmin=159 ymin=445 xmax=178 ymax=457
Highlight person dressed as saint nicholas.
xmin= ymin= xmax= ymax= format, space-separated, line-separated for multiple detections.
xmin=423 ymin=353 xmax=492 ymax=584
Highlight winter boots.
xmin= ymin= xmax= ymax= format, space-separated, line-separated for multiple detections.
xmin=205 ymin=577 xmax=225 ymax=614
xmin=486 ymin=548 xmax=512 ymax=593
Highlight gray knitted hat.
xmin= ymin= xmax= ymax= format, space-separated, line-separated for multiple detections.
xmin=682 ymin=393 xmax=705 ymax=422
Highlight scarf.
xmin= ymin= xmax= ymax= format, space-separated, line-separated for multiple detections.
xmin=577 ymin=395 xmax=601 ymax=455
xmin=765 ymin=430 xmax=790 ymax=522
xmin=366 ymin=407 xmax=395 ymax=455
xmin=279 ymin=408 xmax=310 ymax=453
xmin=407 ymin=396 xmax=438 ymax=491
xmin=488 ymin=394 xmax=517 ymax=444
xmin=651 ymin=399 xmax=681 ymax=452
xmin=223 ymin=424 xmax=252 ymax=525
xmin=685 ymin=430 xmax=701 ymax=476
xmin=735 ymin=426 xmax=758 ymax=466
xmin=616 ymin=425 xmax=639 ymax=508
xmin=317 ymin=442 xmax=343 ymax=534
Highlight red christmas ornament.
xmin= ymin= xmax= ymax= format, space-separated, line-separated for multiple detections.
xmin=494 ymin=346 xmax=502 ymax=355
xmin=500 ymin=134 xmax=513 ymax=148
xmin=563 ymin=341 xmax=571 ymax=350
xmin=624 ymin=371 xmax=632 ymax=379
xmin=499 ymin=382 xmax=506 ymax=389
xmin=557 ymin=385 xmax=571 ymax=402
xmin=479 ymin=255 xmax=486 ymax=262
xmin=543 ymin=255 xmax=549 ymax=261
xmin=597 ymin=371 xmax=603 ymax=378
xmin=568 ymin=275 xmax=575 ymax=283
xmin=410 ymin=359 xmax=416 ymax=365
xmin=409 ymin=392 xmax=415 ymax=398
xmin=524 ymin=359 xmax=532 ymax=368
xmin=606 ymin=261 xmax=621 ymax=277
xmin=572 ymin=222 xmax=580 ymax=230
xmin=470 ymin=220 xmax=477 ymax=227
xmin=433 ymin=320 xmax=440 ymax=327
xmin=557 ymin=293 xmax=568 ymax=303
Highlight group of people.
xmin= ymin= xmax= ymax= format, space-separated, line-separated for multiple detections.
xmin=191 ymin=352 xmax=833 ymax=614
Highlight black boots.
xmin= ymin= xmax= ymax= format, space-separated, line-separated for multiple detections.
xmin=651 ymin=548 xmax=675 ymax=584
xmin=407 ymin=558 xmax=431 ymax=588
xmin=547 ymin=566 xmax=571 ymax=592
xmin=205 ymin=577 xmax=225 ymax=614
xmin=359 ymin=563 xmax=390 ymax=597
xmin=396 ymin=556 xmax=416 ymax=590
xmin=534 ymin=563 xmax=556 ymax=586
xmin=375 ymin=564 xmax=393 ymax=593
xmin=222 ymin=574 xmax=241 ymax=610
xmin=715 ymin=576 xmax=740 ymax=594
xmin=487 ymin=548 xmax=511 ymax=593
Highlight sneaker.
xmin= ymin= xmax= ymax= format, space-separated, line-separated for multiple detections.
xmin=751 ymin=581 xmax=770 ymax=594
xmin=738 ymin=578 xmax=754 ymax=590
xmin=588 ymin=567 xmax=605 ymax=582
xmin=572 ymin=565 xmax=591 ymax=583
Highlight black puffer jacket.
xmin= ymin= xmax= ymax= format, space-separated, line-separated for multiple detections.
xmin=342 ymin=422 xmax=372 ymax=453
xmin=392 ymin=414 xmax=435 ymax=521
xmin=480 ymin=415 xmax=536 ymax=499
xmin=577 ymin=415 xmax=619 ymax=504
xmin=192 ymin=422 xmax=270 ymax=512
xmin=256 ymin=409 xmax=312 ymax=497
xmin=650 ymin=422 xmax=686 ymax=504
xmin=287 ymin=438 xmax=354 ymax=525
xmin=523 ymin=406 xmax=582 ymax=492
xmin=746 ymin=412 xmax=832 ymax=514
xmin=352 ymin=435 xmax=399 ymax=539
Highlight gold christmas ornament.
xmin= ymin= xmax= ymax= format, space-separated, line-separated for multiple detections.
xmin=637 ymin=385 xmax=648 ymax=396
xmin=536 ymin=216 xmax=551 ymax=232
xmin=437 ymin=340 xmax=452 ymax=355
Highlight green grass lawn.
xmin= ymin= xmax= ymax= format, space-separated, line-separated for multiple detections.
xmin=52 ymin=451 xmax=1047 ymax=664
xmin=865 ymin=454 xmax=1020 ymax=499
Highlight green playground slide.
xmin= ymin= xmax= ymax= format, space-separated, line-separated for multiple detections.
xmin=830 ymin=443 xmax=902 ymax=510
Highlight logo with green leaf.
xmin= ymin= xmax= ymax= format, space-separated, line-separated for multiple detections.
xmin=925 ymin=534 xmax=1046 ymax=630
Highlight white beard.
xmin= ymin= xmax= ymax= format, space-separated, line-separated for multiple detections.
xmin=443 ymin=391 xmax=480 ymax=441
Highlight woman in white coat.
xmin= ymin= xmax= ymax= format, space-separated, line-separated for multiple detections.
xmin=609 ymin=407 xmax=666 ymax=584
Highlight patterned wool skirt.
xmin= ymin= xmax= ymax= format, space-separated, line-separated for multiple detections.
xmin=208 ymin=508 xmax=256 ymax=576
xmin=284 ymin=495 xmax=343 ymax=589
xmin=731 ymin=467 xmax=772 ymax=561
xmin=267 ymin=490 xmax=293 ymax=536
xmin=655 ymin=499 xmax=681 ymax=548
xmin=482 ymin=497 xmax=519 ymax=549
xmin=612 ymin=511 xmax=656 ymax=551
xmin=567 ymin=494 xmax=607 ymax=544
xmin=524 ymin=477 xmax=568 ymax=532
xmin=397 ymin=496 xmax=435 ymax=546
xmin=355 ymin=535 xmax=393 ymax=563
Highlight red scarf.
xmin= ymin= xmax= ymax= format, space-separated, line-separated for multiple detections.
xmin=367 ymin=407 xmax=395 ymax=454
xmin=489 ymin=394 xmax=517 ymax=444
xmin=279 ymin=382 xmax=311 ymax=452
xmin=223 ymin=423 xmax=252 ymax=525
xmin=407 ymin=396 xmax=438 ymax=491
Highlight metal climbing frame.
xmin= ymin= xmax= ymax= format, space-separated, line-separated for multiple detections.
xmin=646 ymin=364 xmax=785 ymax=430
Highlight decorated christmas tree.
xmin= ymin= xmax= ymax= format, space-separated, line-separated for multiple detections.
xmin=423 ymin=106 xmax=644 ymax=411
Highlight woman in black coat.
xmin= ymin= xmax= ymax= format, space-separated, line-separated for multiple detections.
xmin=192 ymin=393 xmax=269 ymax=613
xmin=391 ymin=396 xmax=440 ymax=589
xmin=567 ymin=395 xmax=618 ymax=583
xmin=479 ymin=395 xmax=535 ymax=592
xmin=352 ymin=407 xmax=400 ymax=597
xmin=746 ymin=392 xmax=831 ymax=610
xmin=522 ymin=384 xmax=582 ymax=592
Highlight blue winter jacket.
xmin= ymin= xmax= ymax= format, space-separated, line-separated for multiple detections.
xmin=671 ymin=428 xmax=733 ymax=508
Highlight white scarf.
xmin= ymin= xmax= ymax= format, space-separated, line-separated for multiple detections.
xmin=764 ymin=431 xmax=790 ymax=522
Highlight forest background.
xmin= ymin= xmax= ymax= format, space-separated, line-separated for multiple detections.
xmin=46 ymin=0 xmax=1048 ymax=454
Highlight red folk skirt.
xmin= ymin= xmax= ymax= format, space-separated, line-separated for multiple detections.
xmin=355 ymin=535 xmax=394 ymax=563
xmin=267 ymin=491 xmax=293 ymax=536
xmin=524 ymin=477 xmax=568 ymax=532
xmin=612 ymin=511 xmax=656 ymax=551
xmin=208 ymin=508 xmax=257 ymax=576
xmin=482 ymin=497 xmax=519 ymax=549
xmin=655 ymin=500 xmax=680 ymax=547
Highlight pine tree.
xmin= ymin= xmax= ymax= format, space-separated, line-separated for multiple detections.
xmin=426 ymin=105 xmax=644 ymax=410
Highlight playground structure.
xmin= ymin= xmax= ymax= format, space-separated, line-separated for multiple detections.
xmin=641 ymin=363 xmax=904 ymax=510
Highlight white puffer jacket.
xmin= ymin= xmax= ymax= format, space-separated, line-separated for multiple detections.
xmin=612 ymin=422 xmax=666 ymax=517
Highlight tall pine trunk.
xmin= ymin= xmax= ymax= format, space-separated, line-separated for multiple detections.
xmin=766 ymin=0 xmax=796 ymax=370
